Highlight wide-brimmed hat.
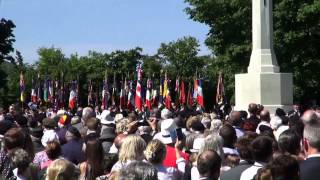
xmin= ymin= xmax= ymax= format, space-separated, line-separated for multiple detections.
xmin=99 ymin=110 xmax=115 ymax=125
xmin=155 ymin=118 xmax=177 ymax=144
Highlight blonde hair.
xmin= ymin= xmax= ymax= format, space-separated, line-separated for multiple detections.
xmin=144 ymin=139 xmax=166 ymax=164
xmin=116 ymin=119 xmax=129 ymax=134
xmin=118 ymin=135 xmax=146 ymax=163
xmin=46 ymin=159 xmax=78 ymax=180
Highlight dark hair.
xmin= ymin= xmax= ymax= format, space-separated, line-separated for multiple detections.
xmin=119 ymin=161 xmax=158 ymax=180
xmin=4 ymin=128 xmax=34 ymax=159
xmin=85 ymin=139 xmax=104 ymax=180
xmin=275 ymin=108 xmax=286 ymax=117
xmin=278 ymin=130 xmax=301 ymax=155
xmin=197 ymin=150 xmax=221 ymax=180
xmin=46 ymin=141 xmax=61 ymax=160
xmin=235 ymin=132 xmax=258 ymax=162
xmin=256 ymin=154 xmax=299 ymax=180
xmin=250 ymin=135 xmax=273 ymax=162
xmin=219 ymin=124 xmax=237 ymax=148
xmin=248 ymin=103 xmax=258 ymax=114
xmin=10 ymin=148 xmax=31 ymax=174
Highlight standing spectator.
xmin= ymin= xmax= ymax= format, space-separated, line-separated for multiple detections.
xmin=41 ymin=118 xmax=59 ymax=147
xmin=79 ymin=139 xmax=104 ymax=180
xmin=111 ymin=135 xmax=146 ymax=172
xmin=10 ymin=148 xmax=39 ymax=180
xmin=300 ymin=120 xmax=320 ymax=180
xmin=46 ymin=159 xmax=79 ymax=180
xmin=221 ymin=132 xmax=257 ymax=180
xmin=118 ymin=161 xmax=158 ymax=180
xmin=197 ymin=150 xmax=222 ymax=180
xmin=61 ymin=127 xmax=85 ymax=164
xmin=33 ymin=141 xmax=61 ymax=170
xmin=144 ymin=139 xmax=185 ymax=180
xmin=240 ymin=135 xmax=274 ymax=180
xmin=256 ymin=110 xmax=271 ymax=134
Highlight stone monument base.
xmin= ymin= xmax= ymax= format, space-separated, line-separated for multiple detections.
xmin=234 ymin=72 xmax=293 ymax=114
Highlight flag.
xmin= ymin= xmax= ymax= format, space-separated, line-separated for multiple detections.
xmin=193 ymin=77 xmax=198 ymax=99
xmin=48 ymin=80 xmax=54 ymax=103
xmin=31 ymin=79 xmax=37 ymax=103
xmin=135 ymin=65 xmax=143 ymax=111
xmin=197 ymin=79 xmax=204 ymax=107
xmin=19 ymin=72 xmax=25 ymax=102
xmin=158 ymin=77 xmax=164 ymax=107
xmin=54 ymin=80 xmax=59 ymax=111
xmin=37 ymin=73 xmax=42 ymax=102
xmin=119 ymin=78 xmax=126 ymax=109
xmin=127 ymin=80 xmax=134 ymax=110
xmin=58 ymin=73 xmax=65 ymax=108
xmin=216 ymin=73 xmax=225 ymax=104
xmin=187 ymin=83 xmax=193 ymax=107
xmin=179 ymin=81 xmax=186 ymax=104
xmin=102 ymin=74 xmax=109 ymax=110
xmin=175 ymin=77 xmax=180 ymax=104
xmin=112 ymin=73 xmax=117 ymax=106
xmin=88 ymin=80 xmax=94 ymax=106
xmin=163 ymin=72 xmax=171 ymax=109
xmin=68 ymin=81 xmax=77 ymax=109
xmin=145 ymin=77 xmax=152 ymax=110
xmin=43 ymin=76 xmax=48 ymax=102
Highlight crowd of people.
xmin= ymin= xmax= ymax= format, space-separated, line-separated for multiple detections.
xmin=0 ymin=102 xmax=320 ymax=180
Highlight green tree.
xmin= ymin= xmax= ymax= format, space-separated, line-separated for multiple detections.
xmin=185 ymin=0 xmax=320 ymax=103
xmin=157 ymin=36 xmax=205 ymax=79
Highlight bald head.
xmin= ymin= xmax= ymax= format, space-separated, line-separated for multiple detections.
xmin=301 ymin=110 xmax=319 ymax=125
xmin=228 ymin=111 xmax=242 ymax=127
xmin=260 ymin=110 xmax=270 ymax=122
xmin=197 ymin=150 xmax=221 ymax=180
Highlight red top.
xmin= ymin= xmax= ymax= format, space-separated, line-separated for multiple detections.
xmin=163 ymin=145 xmax=189 ymax=168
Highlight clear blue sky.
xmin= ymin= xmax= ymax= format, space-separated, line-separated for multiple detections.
xmin=0 ymin=0 xmax=210 ymax=63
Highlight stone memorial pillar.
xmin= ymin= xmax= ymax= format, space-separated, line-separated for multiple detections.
xmin=235 ymin=0 xmax=293 ymax=113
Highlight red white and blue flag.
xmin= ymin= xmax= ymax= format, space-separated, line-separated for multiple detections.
xmin=145 ymin=77 xmax=152 ymax=110
xmin=135 ymin=65 xmax=143 ymax=111
xmin=197 ymin=79 xmax=204 ymax=107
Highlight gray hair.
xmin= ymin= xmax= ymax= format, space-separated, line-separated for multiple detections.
xmin=82 ymin=107 xmax=95 ymax=122
xmin=10 ymin=148 xmax=31 ymax=171
xmin=304 ymin=122 xmax=320 ymax=150
xmin=199 ymin=133 xmax=225 ymax=162
xmin=210 ymin=119 xmax=222 ymax=133
xmin=119 ymin=161 xmax=158 ymax=180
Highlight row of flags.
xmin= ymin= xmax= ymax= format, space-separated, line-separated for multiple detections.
xmin=19 ymin=69 xmax=225 ymax=111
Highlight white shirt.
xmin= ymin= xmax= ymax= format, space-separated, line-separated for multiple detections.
xmin=155 ymin=164 xmax=181 ymax=180
xmin=240 ymin=162 xmax=266 ymax=180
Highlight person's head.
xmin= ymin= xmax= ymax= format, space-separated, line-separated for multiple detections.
xmin=144 ymin=139 xmax=166 ymax=165
xmin=256 ymin=154 xmax=299 ymax=180
xmin=42 ymin=118 xmax=57 ymax=130
xmin=116 ymin=119 xmax=129 ymax=134
xmin=46 ymin=141 xmax=62 ymax=160
xmin=197 ymin=150 xmax=222 ymax=180
xmin=10 ymin=148 xmax=31 ymax=175
xmin=160 ymin=108 xmax=172 ymax=120
xmin=46 ymin=159 xmax=79 ymax=180
xmin=228 ymin=111 xmax=242 ymax=127
xmin=65 ymin=126 xmax=81 ymax=141
xmin=210 ymin=119 xmax=222 ymax=132
xmin=250 ymin=135 xmax=274 ymax=163
xmin=82 ymin=107 xmax=95 ymax=123
xmin=186 ymin=116 xmax=205 ymax=133
xmin=86 ymin=117 xmax=100 ymax=131
xmin=128 ymin=112 xmax=137 ymax=122
xmin=118 ymin=161 xmax=158 ymax=180
xmin=185 ymin=133 xmax=200 ymax=153
xmin=4 ymin=127 xmax=25 ymax=151
xmin=278 ymin=130 xmax=301 ymax=155
xmin=260 ymin=110 xmax=270 ymax=123
xmin=303 ymin=121 xmax=320 ymax=155
xmin=199 ymin=133 xmax=224 ymax=162
xmin=248 ymin=103 xmax=258 ymax=115
xmin=235 ymin=132 xmax=258 ymax=163
xmin=219 ymin=124 xmax=237 ymax=148
xmin=118 ymin=135 xmax=146 ymax=163
xmin=301 ymin=110 xmax=319 ymax=125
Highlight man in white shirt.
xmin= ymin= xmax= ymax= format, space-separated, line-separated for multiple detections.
xmin=240 ymin=135 xmax=273 ymax=180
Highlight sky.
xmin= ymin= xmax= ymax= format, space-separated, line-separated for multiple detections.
xmin=0 ymin=0 xmax=210 ymax=63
